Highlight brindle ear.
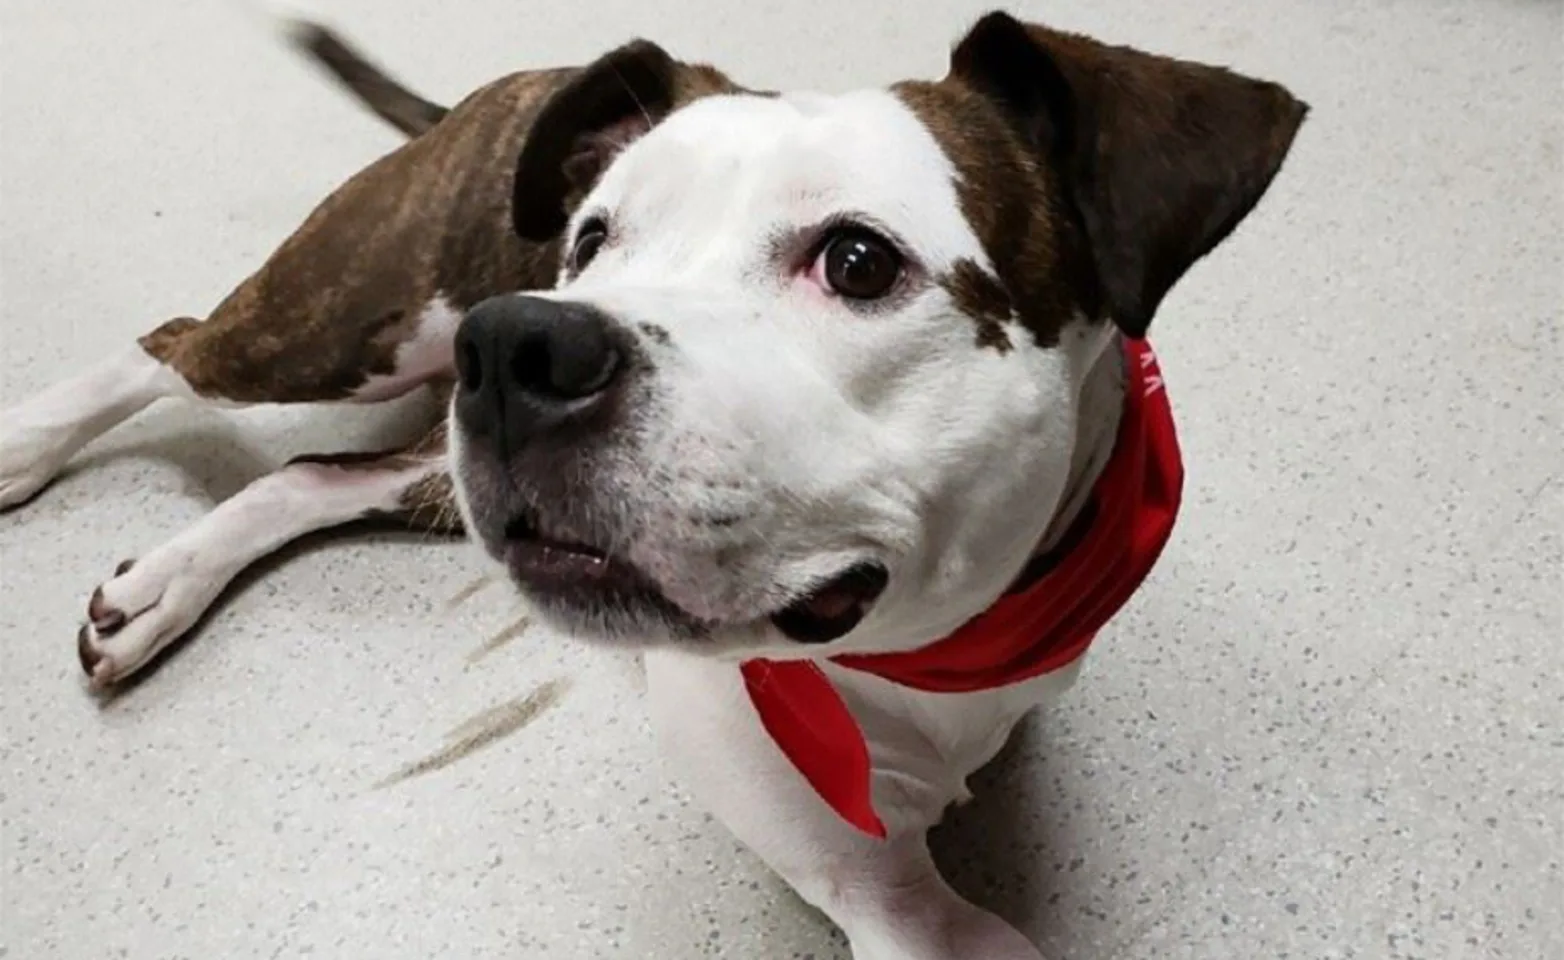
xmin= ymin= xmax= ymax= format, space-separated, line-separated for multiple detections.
xmin=512 ymin=39 xmax=679 ymax=242
xmin=949 ymin=12 xmax=1308 ymax=337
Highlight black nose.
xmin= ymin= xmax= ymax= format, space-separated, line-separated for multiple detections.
xmin=453 ymin=295 xmax=625 ymax=454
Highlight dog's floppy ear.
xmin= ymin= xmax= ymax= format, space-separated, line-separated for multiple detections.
xmin=949 ymin=12 xmax=1308 ymax=337
xmin=512 ymin=39 xmax=679 ymax=242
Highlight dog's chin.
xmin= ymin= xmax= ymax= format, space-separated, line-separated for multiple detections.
xmin=496 ymin=509 xmax=889 ymax=650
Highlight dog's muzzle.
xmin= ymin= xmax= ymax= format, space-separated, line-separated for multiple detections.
xmin=451 ymin=293 xmax=891 ymax=647
xmin=451 ymin=293 xmax=695 ymax=635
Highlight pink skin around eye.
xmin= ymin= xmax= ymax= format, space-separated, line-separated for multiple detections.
xmin=797 ymin=249 xmax=835 ymax=299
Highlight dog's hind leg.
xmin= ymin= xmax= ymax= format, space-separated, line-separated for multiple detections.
xmin=0 ymin=295 xmax=460 ymax=509
xmin=6 ymin=292 xmax=466 ymax=686
xmin=0 ymin=337 xmax=203 ymax=509
xmin=76 ymin=421 xmax=460 ymax=688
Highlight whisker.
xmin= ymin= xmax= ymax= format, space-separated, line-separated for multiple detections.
xmin=608 ymin=62 xmax=656 ymax=132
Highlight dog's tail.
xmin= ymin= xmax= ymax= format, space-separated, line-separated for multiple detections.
xmin=285 ymin=20 xmax=451 ymax=138
xmin=280 ymin=19 xmax=450 ymax=138
xmin=233 ymin=2 xmax=449 ymax=138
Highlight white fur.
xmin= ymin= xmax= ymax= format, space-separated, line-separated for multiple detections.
xmin=546 ymin=90 xmax=1104 ymax=656
xmin=647 ymin=649 xmax=1065 ymax=960
xmin=0 ymin=298 xmax=457 ymax=511
xmin=455 ymin=89 xmax=1124 ymax=958
xmin=0 ymin=347 xmax=201 ymax=509
xmin=355 ymin=298 xmax=462 ymax=401
xmin=77 ymin=456 xmax=441 ymax=686
xmin=2 ymin=298 xmax=460 ymax=684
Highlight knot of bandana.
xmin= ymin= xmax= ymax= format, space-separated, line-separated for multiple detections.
xmin=740 ymin=338 xmax=1184 ymax=838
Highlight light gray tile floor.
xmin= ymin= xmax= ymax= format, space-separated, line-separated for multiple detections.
xmin=2 ymin=1 xmax=1559 ymax=957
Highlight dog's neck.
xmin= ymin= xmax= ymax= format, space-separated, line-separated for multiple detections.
xmin=1033 ymin=333 xmax=1127 ymax=558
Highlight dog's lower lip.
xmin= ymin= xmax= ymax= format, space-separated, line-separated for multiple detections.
xmin=505 ymin=539 xmax=612 ymax=581
xmin=496 ymin=513 xmax=709 ymax=636
xmin=500 ymin=511 xmax=676 ymax=605
xmin=501 ymin=513 xmax=620 ymax=586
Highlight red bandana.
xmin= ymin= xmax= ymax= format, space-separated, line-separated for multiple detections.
xmin=739 ymin=338 xmax=1184 ymax=838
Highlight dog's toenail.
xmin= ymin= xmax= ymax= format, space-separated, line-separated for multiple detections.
xmin=114 ymin=558 xmax=135 ymax=577
xmin=77 ymin=624 xmax=103 ymax=675
xmin=88 ymin=587 xmax=125 ymax=633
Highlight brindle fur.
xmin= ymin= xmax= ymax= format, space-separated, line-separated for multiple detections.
xmin=135 ymin=25 xmax=738 ymax=530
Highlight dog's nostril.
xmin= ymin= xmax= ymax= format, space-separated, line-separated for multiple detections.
xmin=456 ymin=335 xmax=483 ymax=393
xmin=455 ymin=296 xmax=625 ymax=448
xmin=508 ymin=332 xmax=619 ymax=401
xmin=570 ymin=347 xmax=620 ymax=396
xmin=509 ymin=333 xmax=553 ymax=396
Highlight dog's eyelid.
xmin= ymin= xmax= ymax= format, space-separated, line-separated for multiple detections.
xmin=783 ymin=213 xmax=924 ymax=277
xmin=814 ymin=212 xmax=903 ymax=250
xmin=574 ymin=211 xmax=611 ymax=241
xmin=566 ymin=212 xmax=614 ymax=276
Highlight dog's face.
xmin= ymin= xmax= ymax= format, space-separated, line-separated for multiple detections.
xmin=451 ymin=13 xmax=1307 ymax=657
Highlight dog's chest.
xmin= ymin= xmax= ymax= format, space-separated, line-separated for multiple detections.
xmin=820 ymin=658 xmax=1086 ymax=831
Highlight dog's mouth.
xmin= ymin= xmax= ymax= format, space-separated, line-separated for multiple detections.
xmin=770 ymin=562 xmax=889 ymax=644
xmin=502 ymin=510 xmax=659 ymax=598
xmin=501 ymin=509 xmax=887 ymax=645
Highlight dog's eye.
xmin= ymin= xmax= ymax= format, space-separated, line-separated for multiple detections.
xmin=818 ymin=228 xmax=903 ymax=300
xmin=569 ymin=219 xmax=608 ymax=272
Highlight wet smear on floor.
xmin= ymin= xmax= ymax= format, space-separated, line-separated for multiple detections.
xmin=444 ymin=697 xmax=533 ymax=744
xmin=465 ymin=615 xmax=531 ymax=665
xmin=443 ymin=574 xmax=495 ymax=612
xmin=373 ymin=677 xmax=569 ymax=790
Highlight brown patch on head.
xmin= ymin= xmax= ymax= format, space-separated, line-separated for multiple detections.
xmin=512 ymin=42 xmax=745 ymax=243
xmin=895 ymin=81 xmax=1090 ymax=350
xmin=637 ymin=322 xmax=672 ymax=346
xmin=901 ymin=12 xmax=1308 ymax=342
xmin=941 ymin=258 xmax=1014 ymax=352
xmin=674 ymin=63 xmax=744 ymax=101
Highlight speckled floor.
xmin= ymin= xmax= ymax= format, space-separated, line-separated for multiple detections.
xmin=1 ymin=0 xmax=1559 ymax=958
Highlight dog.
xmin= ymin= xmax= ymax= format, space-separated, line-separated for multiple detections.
xmin=0 ymin=18 xmax=734 ymax=685
xmin=0 ymin=11 xmax=1306 ymax=958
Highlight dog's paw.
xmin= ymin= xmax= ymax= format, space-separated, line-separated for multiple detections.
xmin=0 ymin=422 xmax=69 ymax=510
xmin=77 ymin=553 xmax=224 ymax=687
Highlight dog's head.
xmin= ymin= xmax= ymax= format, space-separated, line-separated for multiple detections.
xmin=450 ymin=12 xmax=1307 ymax=657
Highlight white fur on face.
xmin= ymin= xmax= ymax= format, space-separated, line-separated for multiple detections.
xmin=539 ymin=90 xmax=1097 ymax=656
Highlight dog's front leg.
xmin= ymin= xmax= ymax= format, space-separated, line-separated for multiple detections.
xmin=645 ymin=650 xmax=1043 ymax=960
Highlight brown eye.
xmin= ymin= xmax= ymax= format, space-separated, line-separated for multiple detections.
xmin=820 ymin=228 xmax=902 ymax=300
xmin=569 ymin=219 xmax=608 ymax=272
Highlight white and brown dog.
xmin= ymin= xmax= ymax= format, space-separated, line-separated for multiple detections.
xmin=0 ymin=12 xmax=1306 ymax=958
